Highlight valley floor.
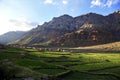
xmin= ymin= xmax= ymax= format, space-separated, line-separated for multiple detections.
xmin=0 ymin=47 xmax=120 ymax=80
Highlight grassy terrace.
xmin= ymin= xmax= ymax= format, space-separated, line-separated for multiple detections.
xmin=0 ymin=47 xmax=120 ymax=80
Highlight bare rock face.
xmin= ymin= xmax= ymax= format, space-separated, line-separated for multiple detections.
xmin=49 ymin=11 xmax=120 ymax=47
xmin=15 ymin=11 xmax=120 ymax=47
xmin=15 ymin=14 xmax=75 ymax=46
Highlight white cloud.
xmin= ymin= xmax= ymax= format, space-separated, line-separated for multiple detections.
xmin=104 ymin=0 xmax=120 ymax=7
xmin=0 ymin=16 xmax=37 ymax=35
xmin=91 ymin=0 xmax=120 ymax=7
xmin=44 ymin=0 xmax=53 ymax=4
xmin=62 ymin=0 xmax=68 ymax=5
xmin=9 ymin=18 xmax=37 ymax=29
xmin=44 ymin=0 xmax=59 ymax=6
xmin=104 ymin=0 xmax=112 ymax=7
xmin=91 ymin=0 xmax=101 ymax=7
xmin=44 ymin=0 xmax=68 ymax=5
xmin=43 ymin=0 xmax=69 ymax=11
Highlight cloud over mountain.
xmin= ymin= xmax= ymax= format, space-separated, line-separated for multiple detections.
xmin=91 ymin=0 xmax=120 ymax=7
xmin=0 ymin=17 xmax=37 ymax=35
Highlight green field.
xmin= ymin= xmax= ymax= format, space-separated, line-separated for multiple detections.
xmin=0 ymin=47 xmax=120 ymax=80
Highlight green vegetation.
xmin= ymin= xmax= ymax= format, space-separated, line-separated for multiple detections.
xmin=0 ymin=47 xmax=120 ymax=80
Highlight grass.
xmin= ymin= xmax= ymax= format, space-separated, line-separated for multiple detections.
xmin=15 ymin=59 xmax=60 ymax=69
xmin=70 ymin=62 xmax=120 ymax=71
xmin=94 ymin=67 xmax=120 ymax=75
xmin=0 ymin=47 xmax=24 ymax=60
xmin=0 ymin=47 xmax=120 ymax=80
xmin=35 ymin=69 xmax=67 ymax=75
xmin=57 ymin=71 xmax=119 ymax=80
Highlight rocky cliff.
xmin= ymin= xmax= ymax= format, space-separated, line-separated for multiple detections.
xmin=14 ymin=11 xmax=120 ymax=47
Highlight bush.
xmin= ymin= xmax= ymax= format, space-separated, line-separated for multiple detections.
xmin=0 ymin=61 xmax=20 ymax=80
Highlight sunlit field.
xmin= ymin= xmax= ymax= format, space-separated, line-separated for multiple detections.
xmin=0 ymin=47 xmax=120 ymax=80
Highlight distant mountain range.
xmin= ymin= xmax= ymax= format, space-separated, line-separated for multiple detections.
xmin=12 ymin=10 xmax=120 ymax=47
xmin=0 ymin=31 xmax=26 ymax=44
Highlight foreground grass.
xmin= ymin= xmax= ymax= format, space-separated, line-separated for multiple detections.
xmin=0 ymin=47 xmax=120 ymax=80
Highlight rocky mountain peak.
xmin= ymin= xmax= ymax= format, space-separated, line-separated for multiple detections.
xmin=59 ymin=14 xmax=73 ymax=18
xmin=52 ymin=14 xmax=73 ymax=22
xmin=115 ymin=10 xmax=120 ymax=14
xmin=58 ymin=14 xmax=73 ymax=18
xmin=14 ymin=11 xmax=120 ymax=47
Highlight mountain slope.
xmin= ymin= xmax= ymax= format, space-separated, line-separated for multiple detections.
xmin=14 ymin=10 xmax=120 ymax=47
xmin=15 ymin=15 xmax=75 ymax=46
xmin=70 ymin=41 xmax=120 ymax=53
xmin=73 ymin=41 xmax=120 ymax=50
xmin=0 ymin=31 xmax=26 ymax=44
xmin=49 ymin=11 xmax=120 ymax=47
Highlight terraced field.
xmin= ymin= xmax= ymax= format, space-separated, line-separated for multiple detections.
xmin=0 ymin=47 xmax=120 ymax=80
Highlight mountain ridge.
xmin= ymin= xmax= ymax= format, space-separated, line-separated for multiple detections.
xmin=13 ymin=11 xmax=120 ymax=47
xmin=0 ymin=31 xmax=26 ymax=44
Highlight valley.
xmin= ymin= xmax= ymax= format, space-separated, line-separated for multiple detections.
xmin=0 ymin=0 xmax=120 ymax=80
xmin=0 ymin=8 xmax=120 ymax=80
xmin=0 ymin=46 xmax=120 ymax=80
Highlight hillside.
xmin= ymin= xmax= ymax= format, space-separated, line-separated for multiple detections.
xmin=70 ymin=41 xmax=120 ymax=52
xmin=14 ymin=15 xmax=75 ymax=46
xmin=49 ymin=11 xmax=120 ymax=47
xmin=0 ymin=31 xmax=26 ymax=44
xmin=14 ymin=10 xmax=120 ymax=47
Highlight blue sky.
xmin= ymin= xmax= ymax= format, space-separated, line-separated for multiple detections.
xmin=0 ymin=0 xmax=120 ymax=35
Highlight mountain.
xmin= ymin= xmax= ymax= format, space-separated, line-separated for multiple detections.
xmin=49 ymin=11 xmax=120 ymax=47
xmin=0 ymin=31 xmax=26 ymax=44
xmin=14 ymin=10 xmax=120 ymax=47
xmin=14 ymin=14 xmax=75 ymax=46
